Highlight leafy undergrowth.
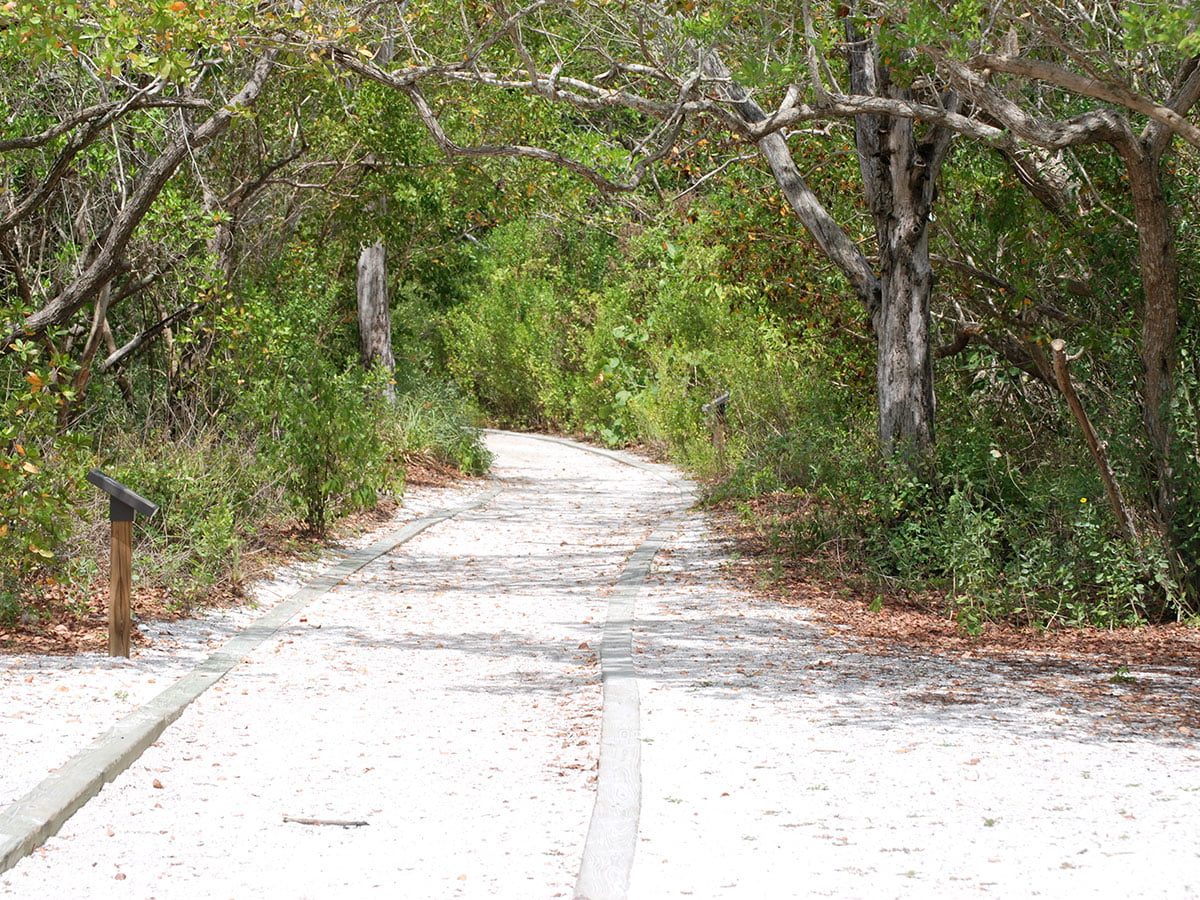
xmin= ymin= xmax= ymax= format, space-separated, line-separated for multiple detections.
xmin=713 ymin=492 xmax=1200 ymax=670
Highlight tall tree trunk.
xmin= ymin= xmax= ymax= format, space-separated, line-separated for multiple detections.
xmin=848 ymin=26 xmax=951 ymax=459
xmin=876 ymin=223 xmax=936 ymax=457
xmin=707 ymin=38 xmax=950 ymax=461
xmin=1124 ymin=150 xmax=1179 ymax=533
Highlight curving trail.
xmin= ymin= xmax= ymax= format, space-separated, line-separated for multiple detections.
xmin=1 ymin=431 xmax=1198 ymax=898
xmin=0 ymin=431 xmax=685 ymax=898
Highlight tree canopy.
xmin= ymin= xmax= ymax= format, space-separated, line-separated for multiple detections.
xmin=2 ymin=0 xmax=1198 ymax=628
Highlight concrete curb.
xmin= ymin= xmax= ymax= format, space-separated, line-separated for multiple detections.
xmin=0 ymin=486 xmax=501 ymax=876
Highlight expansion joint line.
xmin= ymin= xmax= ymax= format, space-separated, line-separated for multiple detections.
xmin=574 ymin=513 xmax=683 ymax=900
xmin=483 ymin=431 xmax=691 ymax=900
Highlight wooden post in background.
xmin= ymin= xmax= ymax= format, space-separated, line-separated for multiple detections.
xmin=712 ymin=410 xmax=727 ymax=471
xmin=702 ymin=391 xmax=731 ymax=473
xmin=109 ymin=518 xmax=132 ymax=658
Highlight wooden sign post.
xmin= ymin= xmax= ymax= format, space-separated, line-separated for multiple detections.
xmin=86 ymin=470 xmax=158 ymax=658
xmin=702 ymin=391 xmax=731 ymax=472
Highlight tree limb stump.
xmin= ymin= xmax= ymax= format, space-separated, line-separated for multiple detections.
xmin=356 ymin=240 xmax=396 ymax=402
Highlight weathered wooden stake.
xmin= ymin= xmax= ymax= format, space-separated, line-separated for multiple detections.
xmin=110 ymin=518 xmax=132 ymax=658
xmin=1050 ymin=339 xmax=1139 ymax=543
xmin=712 ymin=414 xmax=727 ymax=470
xmin=702 ymin=391 xmax=731 ymax=472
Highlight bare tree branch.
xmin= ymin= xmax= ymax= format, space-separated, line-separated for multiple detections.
xmin=964 ymin=52 xmax=1200 ymax=151
xmin=99 ymin=301 xmax=202 ymax=373
xmin=0 ymin=97 xmax=212 ymax=153
xmin=401 ymin=82 xmax=659 ymax=193
xmin=1 ymin=51 xmax=279 ymax=353
xmin=751 ymin=90 xmax=1007 ymax=145
xmin=701 ymin=49 xmax=881 ymax=316
xmin=1146 ymin=56 xmax=1200 ymax=157
xmin=939 ymin=57 xmax=1138 ymax=151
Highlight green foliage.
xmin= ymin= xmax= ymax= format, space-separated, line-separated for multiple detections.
xmin=441 ymin=220 xmax=606 ymax=429
xmin=893 ymin=0 xmax=986 ymax=54
xmin=0 ymin=0 xmax=251 ymax=80
xmin=441 ymin=198 xmax=1190 ymax=627
xmin=270 ymin=364 xmax=393 ymax=533
xmin=93 ymin=370 xmax=486 ymax=602
xmin=1122 ymin=3 xmax=1200 ymax=54
xmin=751 ymin=431 xmax=1179 ymax=630
xmin=389 ymin=379 xmax=492 ymax=475
xmin=4 ymin=0 xmax=1197 ymax=636
xmin=1169 ymin=322 xmax=1200 ymax=597
xmin=0 ymin=345 xmax=88 ymax=622
xmin=108 ymin=433 xmax=269 ymax=601
xmin=221 ymin=236 xmax=487 ymax=534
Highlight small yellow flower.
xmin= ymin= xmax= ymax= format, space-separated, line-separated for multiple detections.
xmin=1080 ymin=497 xmax=1087 ymax=504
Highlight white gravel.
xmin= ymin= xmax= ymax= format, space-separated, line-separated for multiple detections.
xmin=3 ymin=430 xmax=1199 ymax=898
xmin=630 ymin=516 xmax=1200 ymax=898
xmin=0 ymin=432 xmax=675 ymax=898
xmin=0 ymin=480 xmax=482 ymax=812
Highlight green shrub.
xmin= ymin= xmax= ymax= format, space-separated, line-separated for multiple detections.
xmin=441 ymin=211 xmax=1189 ymax=628
xmin=387 ymin=379 xmax=492 ymax=474
xmin=441 ymin=231 xmax=590 ymax=432
xmin=842 ymin=454 xmax=1177 ymax=629
xmin=96 ymin=372 xmax=487 ymax=602
xmin=108 ymin=432 xmax=275 ymax=601
xmin=270 ymin=364 xmax=397 ymax=533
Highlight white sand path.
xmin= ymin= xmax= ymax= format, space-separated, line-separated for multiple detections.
xmin=630 ymin=513 xmax=1200 ymax=898
xmin=2 ymin=431 xmax=1198 ymax=899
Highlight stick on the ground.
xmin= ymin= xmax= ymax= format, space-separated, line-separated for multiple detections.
xmin=282 ymin=815 xmax=369 ymax=827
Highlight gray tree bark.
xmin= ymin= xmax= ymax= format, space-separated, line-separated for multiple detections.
xmin=706 ymin=35 xmax=949 ymax=462
xmin=700 ymin=53 xmax=881 ymax=316
xmin=1124 ymin=148 xmax=1180 ymax=533
xmin=356 ymin=240 xmax=396 ymax=402
xmin=847 ymin=26 xmax=954 ymax=460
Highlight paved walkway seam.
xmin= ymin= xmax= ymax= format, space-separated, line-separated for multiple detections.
xmin=574 ymin=515 xmax=682 ymax=900
xmin=0 ymin=486 xmax=501 ymax=876
xmin=486 ymin=432 xmax=692 ymax=900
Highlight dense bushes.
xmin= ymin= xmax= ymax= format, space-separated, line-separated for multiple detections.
xmin=0 ymin=346 xmax=88 ymax=624
xmin=2 ymin=105 xmax=1192 ymax=637
xmin=390 ymin=380 xmax=493 ymax=475
xmin=443 ymin=215 xmax=1193 ymax=628
xmin=95 ymin=371 xmax=487 ymax=606
xmin=109 ymin=434 xmax=267 ymax=602
xmin=272 ymin=364 xmax=394 ymax=533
